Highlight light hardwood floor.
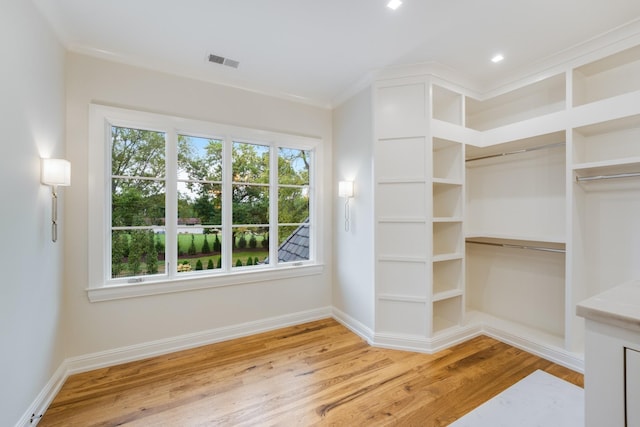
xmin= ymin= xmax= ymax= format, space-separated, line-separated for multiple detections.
xmin=40 ymin=318 xmax=583 ymax=426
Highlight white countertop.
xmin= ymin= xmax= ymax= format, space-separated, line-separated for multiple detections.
xmin=576 ymin=280 xmax=640 ymax=333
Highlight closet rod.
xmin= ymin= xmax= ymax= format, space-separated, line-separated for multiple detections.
xmin=466 ymin=142 xmax=565 ymax=163
xmin=575 ymin=171 xmax=640 ymax=182
xmin=466 ymin=240 xmax=566 ymax=254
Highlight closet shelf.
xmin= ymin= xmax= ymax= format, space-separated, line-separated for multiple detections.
xmin=465 ymin=131 xmax=566 ymax=163
xmin=466 ymin=141 xmax=565 ymax=163
xmin=433 ymin=253 xmax=464 ymax=262
xmin=432 ymin=177 xmax=463 ymax=186
xmin=433 ymin=289 xmax=463 ymax=302
xmin=433 ymin=217 xmax=463 ymax=223
xmin=377 ymin=177 xmax=425 ymax=185
xmin=573 ymin=157 xmax=640 ymax=179
xmin=465 ymin=234 xmax=566 ymax=249
xmin=378 ymin=217 xmax=427 ymax=224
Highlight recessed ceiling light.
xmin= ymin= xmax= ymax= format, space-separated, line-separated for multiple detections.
xmin=491 ymin=54 xmax=504 ymax=63
xmin=387 ymin=0 xmax=403 ymax=10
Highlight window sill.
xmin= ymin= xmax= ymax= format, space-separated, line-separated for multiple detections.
xmin=87 ymin=264 xmax=324 ymax=302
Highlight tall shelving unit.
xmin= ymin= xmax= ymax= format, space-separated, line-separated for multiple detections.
xmin=431 ymin=85 xmax=465 ymax=336
xmin=567 ymin=43 xmax=640 ymax=353
xmin=369 ymin=37 xmax=640 ymax=370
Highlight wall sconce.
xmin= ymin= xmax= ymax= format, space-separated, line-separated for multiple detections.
xmin=338 ymin=180 xmax=354 ymax=232
xmin=41 ymin=158 xmax=71 ymax=242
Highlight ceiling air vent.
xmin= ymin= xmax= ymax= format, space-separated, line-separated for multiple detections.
xmin=208 ymin=53 xmax=240 ymax=69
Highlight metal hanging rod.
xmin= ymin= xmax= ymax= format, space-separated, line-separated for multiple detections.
xmin=466 ymin=142 xmax=566 ymax=163
xmin=466 ymin=240 xmax=566 ymax=254
xmin=575 ymin=171 xmax=640 ymax=182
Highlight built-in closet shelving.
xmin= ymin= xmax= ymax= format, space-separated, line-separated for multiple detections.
xmin=466 ymin=74 xmax=566 ymax=132
xmin=464 ymin=130 xmax=567 ymax=351
xmin=371 ymin=38 xmax=640 ymax=369
xmin=432 ymin=134 xmax=464 ymax=335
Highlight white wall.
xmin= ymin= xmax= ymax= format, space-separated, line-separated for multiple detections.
xmin=332 ymin=88 xmax=375 ymax=332
xmin=63 ymin=53 xmax=333 ymax=358
xmin=0 ymin=0 xmax=67 ymax=425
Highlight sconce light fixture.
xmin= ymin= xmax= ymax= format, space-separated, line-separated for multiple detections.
xmin=41 ymin=158 xmax=71 ymax=242
xmin=338 ymin=180 xmax=354 ymax=232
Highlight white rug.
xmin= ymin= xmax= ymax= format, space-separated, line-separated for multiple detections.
xmin=449 ymin=370 xmax=584 ymax=427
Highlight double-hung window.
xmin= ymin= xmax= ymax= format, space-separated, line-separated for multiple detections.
xmin=88 ymin=105 xmax=321 ymax=301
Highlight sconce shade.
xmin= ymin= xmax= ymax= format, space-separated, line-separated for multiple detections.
xmin=41 ymin=158 xmax=71 ymax=186
xmin=338 ymin=181 xmax=354 ymax=198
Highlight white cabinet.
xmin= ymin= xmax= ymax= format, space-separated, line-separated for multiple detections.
xmin=577 ymin=281 xmax=640 ymax=427
xmin=627 ymin=347 xmax=640 ymax=426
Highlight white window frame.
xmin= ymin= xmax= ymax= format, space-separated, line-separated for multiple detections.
xmin=88 ymin=104 xmax=323 ymax=302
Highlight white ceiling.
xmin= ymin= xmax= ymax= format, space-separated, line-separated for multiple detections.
xmin=33 ymin=0 xmax=640 ymax=108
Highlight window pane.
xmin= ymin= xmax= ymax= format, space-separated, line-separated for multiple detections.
xmin=177 ymin=231 xmax=223 ymax=274
xmin=232 ymin=226 xmax=269 ymax=269
xmin=178 ymin=135 xmax=223 ymax=182
xmin=233 ymin=142 xmax=269 ymax=184
xmin=278 ymin=186 xmax=309 ymax=223
xmin=111 ymin=229 xmax=165 ymax=278
xmin=232 ymin=184 xmax=269 ymax=224
xmin=178 ymin=183 xmax=222 ymax=227
xmin=278 ymin=148 xmax=310 ymax=185
xmin=112 ymin=178 xmax=165 ymax=227
xmin=112 ymin=127 xmax=165 ymax=178
xmin=277 ymin=224 xmax=310 ymax=262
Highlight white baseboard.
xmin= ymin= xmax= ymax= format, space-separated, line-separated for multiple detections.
xmin=15 ymin=362 xmax=68 ymax=427
xmin=482 ymin=326 xmax=584 ymax=373
xmin=372 ymin=325 xmax=482 ymax=354
xmin=331 ymin=307 xmax=374 ymax=343
xmin=19 ymin=306 xmax=331 ymax=427
xmin=369 ymin=322 xmax=584 ymax=373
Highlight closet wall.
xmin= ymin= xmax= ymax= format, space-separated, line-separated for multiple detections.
xmin=370 ymin=36 xmax=640 ymax=370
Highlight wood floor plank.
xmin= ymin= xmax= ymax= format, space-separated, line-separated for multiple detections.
xmin=40 ymin=319 xmax=583 ymax=426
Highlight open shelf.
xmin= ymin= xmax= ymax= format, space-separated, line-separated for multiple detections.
xmin=465 ymin=74 xmax=566 ymax=131
xmin=572 ymin=114 xmax=640 ymax=165
xmin=433 ymin=85 xmax=463 ymax=125
xmin=433 ymin=289 xmax=463 ymax=302
xmin=573 ymin=157 xmax=640 ymax=176
xmin=433 ymin=296 xmax=463 ymax=334
xmin=433 ymin=257 xmax=463 ymax=295
xmin=573 ymin=44 xmax=640 ymax=107
xmin=466 ymin=131 xmax=565 ymax=163
xmin=433 ymin=137 xmax=463 ymax=181
xmin=433 ymin=222 xmax=462 ymax=257
xmin=465 ymin=138 xmax=566 ymax=240
xmin=433 ymin=182 xmax=462 ymax=218
xmin=466 ymin=240 xmax=566 ymax=339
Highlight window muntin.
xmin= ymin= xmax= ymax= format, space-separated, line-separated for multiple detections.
xmin=94 ymin=107 xmax=318 ymax=290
